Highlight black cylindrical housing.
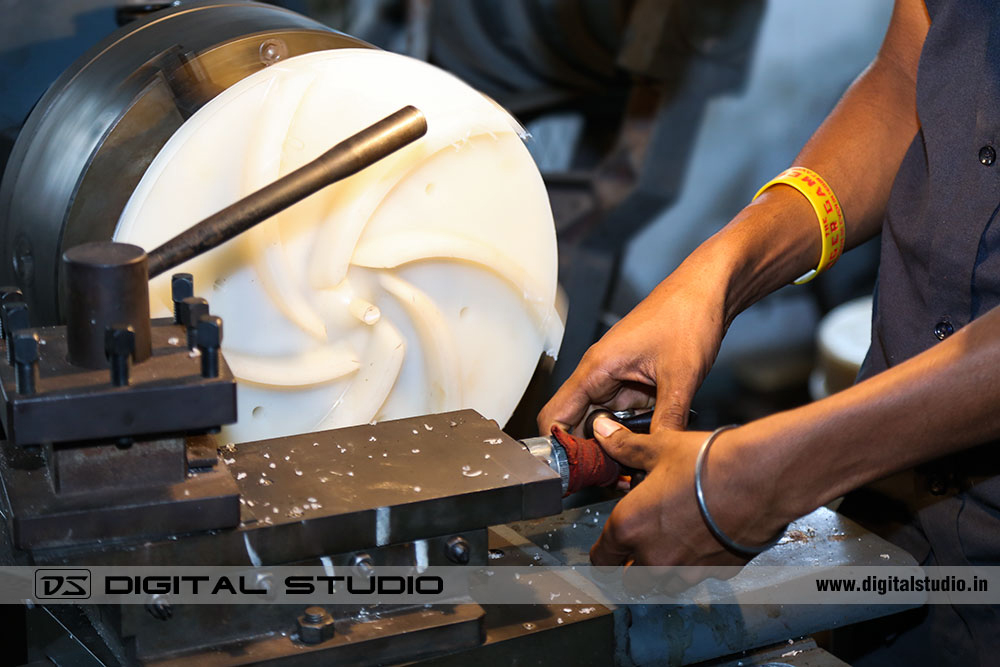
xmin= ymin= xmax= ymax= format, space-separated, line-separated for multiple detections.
xmin=63 ymin=242 xmax=152 ymax=369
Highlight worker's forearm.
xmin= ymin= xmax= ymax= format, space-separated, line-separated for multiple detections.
xmin=732 ymin=304 xmax=1000 ymax=525
xmin=684 ymin=1 xmax=928 ymax=325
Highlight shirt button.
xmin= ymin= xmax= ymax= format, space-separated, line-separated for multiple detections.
xmin=979 ymin=145 xmax=996 ymax=166
xmin=934 ymin=319 xmax=954 ymax=340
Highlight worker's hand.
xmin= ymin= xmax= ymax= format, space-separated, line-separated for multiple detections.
xmin=538 ymin=263 xmax=729 ymax=434
xmin=588 ymin=418 xmax=789 ymax=585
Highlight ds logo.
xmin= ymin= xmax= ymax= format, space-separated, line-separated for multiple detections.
xmin=34 ymin=569 xmax=91 ymax=600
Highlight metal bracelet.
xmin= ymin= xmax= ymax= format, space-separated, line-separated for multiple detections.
xmin=694 ymin=425 xmax=786 ymax=557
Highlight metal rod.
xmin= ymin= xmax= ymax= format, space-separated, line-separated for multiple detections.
xmin=146 ymin=105 xmax=428 ymax=278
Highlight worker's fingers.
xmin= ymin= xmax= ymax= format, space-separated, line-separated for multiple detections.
xmin=603 ymin=382 xmax=655 ymax=413
xmin=537 ymin=358 xmax=618 ymax=433
xmin=591 ymin=418 xmax=658 ymax=470
xmin=589 ymin=511 xmax=633 ymax=567
xmin=650 ymin=369 xmax=696 ymax=432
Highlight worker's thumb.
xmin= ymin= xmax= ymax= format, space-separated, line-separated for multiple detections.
xmin=592 ymin=417 xmax=657 ymax=471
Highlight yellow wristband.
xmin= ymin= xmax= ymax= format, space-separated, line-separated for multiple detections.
xmin=753 ymin=166 xmax=845 ymax=285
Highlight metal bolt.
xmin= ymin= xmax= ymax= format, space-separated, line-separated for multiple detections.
xmin=145 ymin=594 xmax=173 ymax=620
xmin=446 ymin=536 xmax=470 ymax=564
xmin=13 ymin=331 xmax=39 ymax=395
xmin=0 ymin=287 xmax=23 ymax=337
xmin=259 ymin=38 xmax=288 ymax=65
xmin=352 ymin=553 xmax=375 ymax=578
xmin=105 ymin=325 xmax=136 ymax=386
xmin=196 ymin=315 xmax=222 ymax=378
xmin=2 ymin=299 xmax=29 ymax=365
xmin=296 ymin=605 xmax=335 ymax=644
xmin=304 ymin=606 xmax=325 ymax=623
xmin=178 ymin=296 xmax=209 ymax=348
xmin=171 ymin=273 xmax=194 ymax=323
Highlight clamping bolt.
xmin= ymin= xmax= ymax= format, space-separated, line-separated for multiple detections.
xmin=197 ymin=315 xmax=223 ymax=378
xmin=13 ymin=331 xmax=39 ymax=395
xmin=446 ymin=536 xmax=471 ymax=564
xmin=297 ymin=606 xmax=335 ymax=644
xmin=351 ymin=553 xmax=375 ymax=578
xmin=171 ymin=273 xmax=194 ymax=324
xmin=0 ymin=287 xmax=23 ymax=338
xmin=178 ymin=296 xmax=209 ymax=348
xmin=105 ymin=325 xmax=136 ymax=386
xmin=2 ymin=299 xmax=29 ymax=365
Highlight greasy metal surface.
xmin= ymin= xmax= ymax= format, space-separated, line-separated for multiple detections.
xmin=223 ymin=410 xmax=561 ymax=561
xmin=144 ymin=604 xmax=485 ymax=667
xmin=1 ymin=440 xmax=240 ymax=550
xmin=51 ymin=437 xmax=185 ymax=494
xmin=25 ymin=411 xmax=559 ymax=566
xmin=0 ymin=318 xmax=236 ymax=446
xmin=506 ymin=501 xmax=919 ymax=666
xmin=0 ymin=1 xmax=370 ymax=324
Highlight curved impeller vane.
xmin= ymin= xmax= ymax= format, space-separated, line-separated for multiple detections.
xmin=314 ymin=319 xmax=406 ymax=431
xmin=243 ymin=71 xmax=329 ymax=340
xmin=379 ymin=272 xmax=463 ymax=412
xmin=223 ymin=341 xmax=360 ymax=387
xmin=306 ymin=125 xmax=513 ymax=291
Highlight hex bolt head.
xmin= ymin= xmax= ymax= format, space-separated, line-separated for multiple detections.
xmin=352 ymin=553 xmax=375 ymax=578
xmin=105 ymin=325 xmax=136 ymax=358
xmin=2 ymin=299 xmax=29 ymax=332
xmin=303 ymin=606 xmax=326 ymax=624
xmin=171 ymin=273 xmax=194 ymax=323
xmin=197 ymin=315 xmax=223 ymax=378
xmin=297 ymin=606 xmax=335 ymax=644
xmin=446 ymin=536 xmax=470 ymax=565
xmin=13 ymin=330 xmax=39 ymax=364
xmin=0 ymin=287 xmax=22 ymax=337
xmin=105 ymin=325 xmax=136 ymax=386
xmin=13 ymin=330 xmax=39 ymax=395
xmin=179 ymin=296 xmax=209 ymax=326
xmin=178 ymin=296 xmax=209 ymax=347
xmin=145 ymin=594 xmax=173 ymax=621
xmin=197 ymin=315 xmax=222 ymax=348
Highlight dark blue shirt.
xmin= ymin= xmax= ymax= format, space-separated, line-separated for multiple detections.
xmin=849 ymin=3 xmax=1000 ymax=662
xmin=860 ymin=0 xmax=1000 ymax=378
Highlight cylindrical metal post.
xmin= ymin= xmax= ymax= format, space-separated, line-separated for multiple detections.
xmin=63 ymin=242 xmax=152 ymax=369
